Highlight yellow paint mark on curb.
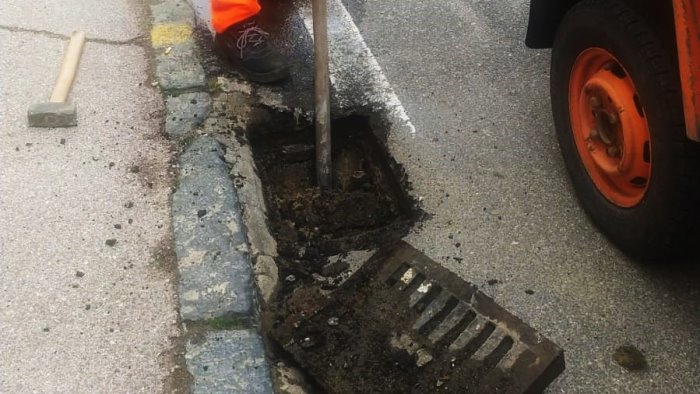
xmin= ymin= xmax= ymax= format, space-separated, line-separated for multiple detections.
xmin=151 ymin=23 xmax=193 ymax=48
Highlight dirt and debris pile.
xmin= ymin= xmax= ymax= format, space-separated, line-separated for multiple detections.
xmin=250 ymin=115 xmax=415 ymax=270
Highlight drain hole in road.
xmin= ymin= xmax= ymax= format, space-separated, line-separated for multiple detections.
xmin=417 ymin=296 xmax=460 ymax=336
xmin=455 ymin=322 xmax=497 ymax=360
xmin=248 ymin=112 xmax=418 ymax=274
xmin=247 ymin=108 xmax=421 ymax=391
xmin=402 ymin=272 xmax=426 ymax=294
xmin=386 ymin=263 xmax=411 ymax=286
xmin=483 ymin=336 xmax=515 ymax=369
xmin=411 ymin=282 xmax=443 ymax=312
xmin=434 ymin=310 xmax=478 ymax=352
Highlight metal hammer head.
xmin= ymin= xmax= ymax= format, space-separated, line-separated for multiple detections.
xmin=27 ymin=102 xmax=77 ymax=128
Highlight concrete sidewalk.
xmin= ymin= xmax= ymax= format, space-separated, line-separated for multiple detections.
xmin=0 ymin=1 xmax=181 ymax=392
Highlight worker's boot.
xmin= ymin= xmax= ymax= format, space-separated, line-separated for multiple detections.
xmin=214 ymin=17 xmax=290 ymax=83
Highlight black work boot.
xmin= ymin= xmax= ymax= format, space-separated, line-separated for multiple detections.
xmin=214 ymin=17 xmax=290 ymax=83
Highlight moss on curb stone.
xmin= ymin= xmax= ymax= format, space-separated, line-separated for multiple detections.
xmin=205 ymin=315 xmax=249 ymax=330
xmin=207 ymin=77 xmax=222 ymax=93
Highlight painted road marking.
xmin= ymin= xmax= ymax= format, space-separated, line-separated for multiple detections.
xmin=299 ymin=0 xmax=417 ymax=134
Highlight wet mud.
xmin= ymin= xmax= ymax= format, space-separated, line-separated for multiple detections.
xmin=249 ymin=114 xmax=417 ymax=274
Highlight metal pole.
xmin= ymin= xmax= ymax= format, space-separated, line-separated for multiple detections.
xmin=312 ymin=0 xmax=332 ymax=189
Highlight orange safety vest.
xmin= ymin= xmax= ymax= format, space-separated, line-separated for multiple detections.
xmin=211 ymin=0 xmax=261 ymax=33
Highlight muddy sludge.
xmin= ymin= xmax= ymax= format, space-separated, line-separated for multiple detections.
xmin=246 ymin=111 xmax=418 ymax=390
xmin=248 ymin=114 xmax=417 ymax=274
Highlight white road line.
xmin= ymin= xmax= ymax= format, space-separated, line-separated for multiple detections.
xmin=299 ymin=0 xmax=417 ymax=134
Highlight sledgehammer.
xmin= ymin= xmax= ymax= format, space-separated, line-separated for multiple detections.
xmin=28 ymin=31 xmax=86 ymax=128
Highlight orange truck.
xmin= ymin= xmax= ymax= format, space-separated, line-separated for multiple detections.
xmin=526 ymin=0 xmax=700 ymax=259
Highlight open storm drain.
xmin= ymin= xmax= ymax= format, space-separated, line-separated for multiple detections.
xmin=270 ymin=242 xmax=565 ymax=393
xmin=249 ymin=115 xmax=416 ymax=270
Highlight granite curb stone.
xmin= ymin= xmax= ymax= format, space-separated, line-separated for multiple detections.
xmin=150 ymin=0 xmax=206 ymax=92
xmin=149 ymin=0 xmax=274 ymax=392
xmin=165 ymin=92 xmax=211 ymax=138
xmin=173 ymin=136 xmax=253 ymax=320
xmin=151 ymin=0 xmax=195 ymax=25
xmin=154 ymin=41 xmax=207 ymax=91
xmin=186 ymin=329 xmax=274 ymax=393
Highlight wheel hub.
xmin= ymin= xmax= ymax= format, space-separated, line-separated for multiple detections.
xmin=588 ymin=94 xmax=618 ymax=146
xmin=569 ymin=49 xmax=652 ymax=207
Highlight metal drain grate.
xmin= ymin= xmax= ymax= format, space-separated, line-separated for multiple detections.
xmin=271 ymin=241 xmax=565 ymax=393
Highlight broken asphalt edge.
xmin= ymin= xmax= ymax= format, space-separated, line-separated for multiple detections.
xmin=147 ymin=1 xmax=275 ymax=392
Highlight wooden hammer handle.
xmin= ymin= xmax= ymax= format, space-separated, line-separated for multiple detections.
xmin=50 ymin=31 xmax=86 ymax=103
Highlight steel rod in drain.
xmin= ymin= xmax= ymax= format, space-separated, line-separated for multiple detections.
xmin=312 ymin=0 xmax=332 ymax=189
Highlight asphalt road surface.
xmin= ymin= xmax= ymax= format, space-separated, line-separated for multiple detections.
xmin=343 ymin=1 xmax=700 ymax=392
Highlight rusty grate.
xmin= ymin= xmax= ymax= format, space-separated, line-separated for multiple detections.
xmin=271 ymin=241 xmax=565 ymax=393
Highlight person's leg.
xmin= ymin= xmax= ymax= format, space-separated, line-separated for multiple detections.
xmin=211 ymin=0 xmax=290 ymax=83
xmin=211 ymin=0 xmax=261 ymax=33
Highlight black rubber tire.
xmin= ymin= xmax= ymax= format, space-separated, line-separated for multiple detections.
xmin=551 ymin=0 xmax=700 ymax=260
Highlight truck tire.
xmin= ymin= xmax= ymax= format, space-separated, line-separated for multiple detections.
xmin=551 ymin=0 xmax=700 ymax=260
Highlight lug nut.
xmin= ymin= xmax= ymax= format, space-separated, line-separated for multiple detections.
xmin=589 ymin=96 xmax=602 ymax=108
xmin=607 ymin=146 xmax=620 ymax=157
xmin=590 ymin=129 xmax=600 ymax=140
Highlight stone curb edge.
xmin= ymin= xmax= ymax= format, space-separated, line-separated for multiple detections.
xmin=147 ymin=1 xmax=275 ymax=392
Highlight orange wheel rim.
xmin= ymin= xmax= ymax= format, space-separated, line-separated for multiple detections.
xmin=569 ymin=48 xmax=651 ymax=208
